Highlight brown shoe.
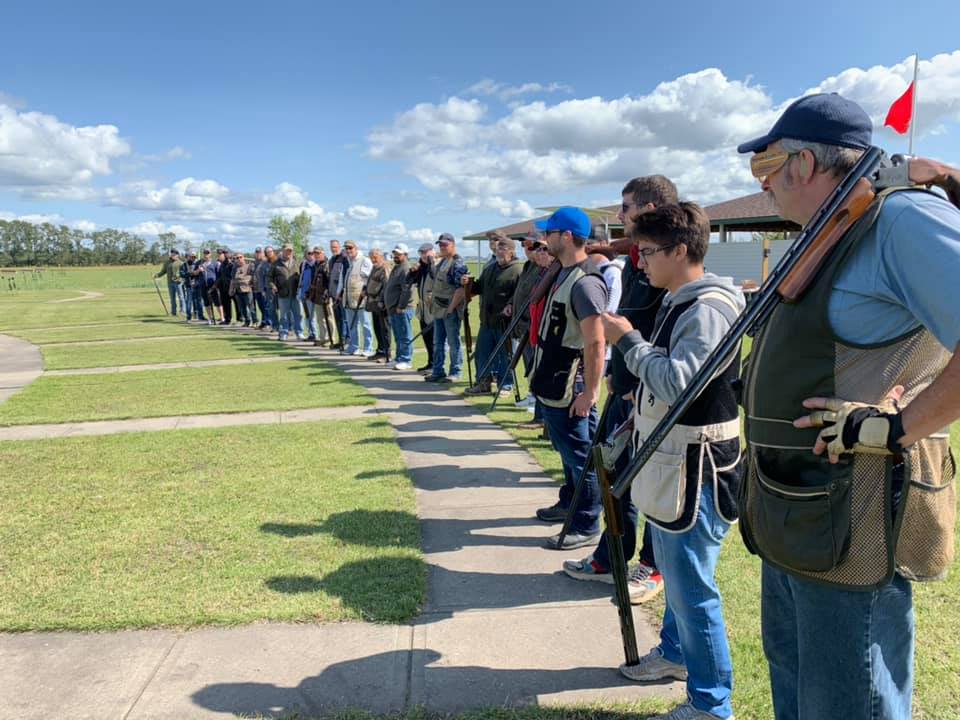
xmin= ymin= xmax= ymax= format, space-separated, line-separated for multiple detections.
xmin=463 ymin=380 xmax=492 ymax=396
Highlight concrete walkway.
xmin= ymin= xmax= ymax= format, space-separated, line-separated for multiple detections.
xmin=47 ymin=289 xmax=104 ymax=303
xmin=1 ymin=339 xmax=676 ymax=718
xmin=0 ymin=334 xmax=43 ymax=404
xmin=45 ymin=354 xmax=312 ymax=376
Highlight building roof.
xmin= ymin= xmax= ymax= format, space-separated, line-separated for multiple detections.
xmin=462 ymin=192 xmax=798 ymax=242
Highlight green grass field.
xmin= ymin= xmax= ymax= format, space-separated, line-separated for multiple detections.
xmin=39 ymin=333 xmax=308 ymax=370
xmin=0 ymin=420 xmax=423 ymax=630
xmin=0 ymin=358 xmax=372 ymax=426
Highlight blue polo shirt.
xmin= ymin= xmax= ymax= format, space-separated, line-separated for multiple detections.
xmin=829 ymin=190 xmax=960 ymax=351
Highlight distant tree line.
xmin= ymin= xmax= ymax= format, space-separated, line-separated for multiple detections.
xmin=0 ymin=210 xmax=314 ymax=267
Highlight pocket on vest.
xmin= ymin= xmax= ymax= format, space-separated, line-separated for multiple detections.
xmin=633 ymin=447 xmax=687 ymax=524
xmin=896 ymin=446 xmax=956 ymax=581
xmin=751 ymin=459 xmax=852 ymax=573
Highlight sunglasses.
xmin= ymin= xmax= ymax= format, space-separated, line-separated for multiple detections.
xmin=532 ymin=245 xmax=549 ymax=253
xmin=750 ymin=149 xmax=799 ymax=181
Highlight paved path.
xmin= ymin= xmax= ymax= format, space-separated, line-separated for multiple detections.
xmin=47 ymin=290 xmax=104 ymax=303
xmin=0 ymin=406 xmax=375 ymax=441
xmin=0 ymin=334 xmax=43 ymax=405
xmin=1 ymin=337 xmax=676 ymax=718
xmin=45 ymin=354 xmax=312 ymax=376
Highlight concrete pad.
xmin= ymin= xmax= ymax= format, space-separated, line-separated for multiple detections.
xmin=128 ymin=624 xmax=410 ymax=720
xmin=279 ymin=406 xmax=374 ymax=423
xmin=0 ymin=334 xmax=42 ymax=405
xmin=0 ymin=629 xmax=178 ymax=720
xmin=174 ymin=411 xmax=281 ymax=429
xmin=409 ymin=605 xmax=677 ymax=712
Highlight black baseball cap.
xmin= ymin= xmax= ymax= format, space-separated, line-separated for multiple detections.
xmin=737 ymin=93 xmax=873 ymax=154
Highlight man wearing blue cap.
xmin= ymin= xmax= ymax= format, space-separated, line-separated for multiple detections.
xmin=529 ymin=207 xmax=608 ymax=550
xmin=737 ymin=93 xmax=960 ymax=720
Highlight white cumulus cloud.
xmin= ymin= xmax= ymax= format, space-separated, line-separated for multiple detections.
xmin=347 ymin=204 xmax=379 ymax=220
xmin=0 ymin=102 xmax=131 ymax=191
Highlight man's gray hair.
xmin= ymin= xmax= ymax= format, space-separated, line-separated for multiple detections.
xmin=781 ymin=138 xmax=864 ymax=178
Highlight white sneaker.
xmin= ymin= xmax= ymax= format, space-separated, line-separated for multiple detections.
xmin=362 ymin=350 xmax=375 ymax=357
xmin=619 ymin=647 xmax=687 ymax=682
xmin=351 ymin=349 xmax=364 ymax=356
xmin=515 ymin=395 xmax=535 ymax=408
xmin=394 ymin=361 xmax=412 ymax=370
xmin=626 ymin=562 xmax=664 ymax=604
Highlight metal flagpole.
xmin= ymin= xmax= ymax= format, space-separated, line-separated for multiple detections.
xmin=908 ymin=53 xmax=919 ymax=156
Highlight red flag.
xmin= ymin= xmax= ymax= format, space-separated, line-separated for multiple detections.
xmin=884 ymin=82 xmax=914 ymax=134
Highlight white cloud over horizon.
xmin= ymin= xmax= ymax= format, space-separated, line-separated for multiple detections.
xmin=367 ymin=51 xmax=960 ymax=213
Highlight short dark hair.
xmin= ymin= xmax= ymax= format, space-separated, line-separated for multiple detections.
xmin=621 ymin=175 xmax=679 ymax=208
xmin=631 ymin=202 xmax=710 ymax=265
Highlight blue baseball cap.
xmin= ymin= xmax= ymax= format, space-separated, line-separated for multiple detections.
xmin=534 ymin=206 xmax=592 ymax=239
xmin=737 ymin=93 xmax=872 ymax=154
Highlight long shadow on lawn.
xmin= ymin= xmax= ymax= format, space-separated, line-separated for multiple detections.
xmin=191 ymin=648 xmax=661 ymax=719
xmin=266 ymin=558 xmax=610 ymax=623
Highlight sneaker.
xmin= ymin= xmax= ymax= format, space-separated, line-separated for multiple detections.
xmin=651 ymin=702 xmax=729 ymax=720
xmin=563 ymin=554 xmax=613 ymax=584
xmin=278 ymin=333 xmax=288 ymax=341
xmin=296 ymin=334 xmax=306 ymax=341
xmin=535 ymin=502 xmax=567 ymax=522
xmin=243 ymin=321 xmax=251 ymax=328
xmin=350 ymin=349 xmax=364 ymax=356
xmin=438 ymin=374 xmax=461 ymax=383
xmin=362 ymin=350 xmax=376 ymax=357
xmin=619 ymin=647 xmax=688 ymax=683
xmin=394 ymin=361 xmax=412 ymax=370
xmin=497 ymin=386 xmax=513 ymax=398
xmin=307 ymin=335 xmax=316 ymax=341
xmin=368 ymin=353 xmax=384 ymax=362
xmin=207 ymin=319 xmax=214 ymax=326
xmin=424 ymin=374 xmax=445 ymax=383
xmin=515 ymin=395 xmax=535 ymax=408
xmin=417 ymin=364 xmax=433 ymax=374
xmin=626 ymin=562 xmax=664 ymax=605
xmin=545 ymin=531 xmax=599 ymax=550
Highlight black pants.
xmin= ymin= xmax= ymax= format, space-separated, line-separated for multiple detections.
xmin=333 ymin=301 xmax=346 ymax=346
xmin=420 ymin=316 xmax=434 ymax=366
xmin=371 ymin=309 xmax=391 ymax=358
xmin=218 ymin=284 xmax=232 ymax=323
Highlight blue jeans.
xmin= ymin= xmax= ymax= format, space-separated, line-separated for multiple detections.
xmin=277 ymin=296 xmax=302 ymax=337
xmin=390 ymin=308 xmax=415 ymax=362
xmin=302 ymin=298 xmax=320 ymax=338
xmin=762 ymin=563 xmax=913 ymax=720
xmin=430 ymin=312 xmax=463 ymax=379
xmin=538 ymin=398 xmax=600 ymax=535
xmin=650 ymin=481 xmax=733 ymax=719
xmin=185 ymin=285 xmax=205 ymax=320
xmin=344 ymin=307 xmax=373 ymax=353
xmin=167 ymin=283 xmax=184 ymax=316
xmin=475 ymin=325 xmax=514 ymax=388
xmin=235 ymin=292 xmax=253 ymax=324
xmin=254 ymin=292 xmax=268 ymax=326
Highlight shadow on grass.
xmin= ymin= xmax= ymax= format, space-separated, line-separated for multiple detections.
xmin=261 ymin=510 xmax=419 ymax=548
xmin=191 ymin=648 xmax=667 ymax=719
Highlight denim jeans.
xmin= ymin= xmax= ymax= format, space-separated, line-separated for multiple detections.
xmin=538 ymin=398 xmax=600 ymax=535
xmin=277 ymin=296 xmax=302 ymax=337
xmin=235 ymin=292 xmax=253 ymax=324
xmin=302 ymin=298 xmax=320 ymax=338
xmin=650 ymin=480 xmax=733 ymax=719
xmin=185 ymin=285 xmax=205 ymax=320
xmin=430 ymin=312 xmax=463 ymax=379
xmin=475 ymin=325 xmax=514 ymax=388
xmin=762 ymin=563 xmax=913 ymax=720
xmin=167 ymin=283 xmax=183 ymax=316
xmin=344 ymin=307 xmax=373 ymax=353
xmin=390 ymin=308 xmax=415 ymax=362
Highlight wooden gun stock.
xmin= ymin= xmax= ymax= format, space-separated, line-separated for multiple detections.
xmin=778 ymin=178 xmax=876 ymax=302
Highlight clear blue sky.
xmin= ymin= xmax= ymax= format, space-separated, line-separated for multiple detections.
xmin=2 ymin=0 xmax=958 ymax=251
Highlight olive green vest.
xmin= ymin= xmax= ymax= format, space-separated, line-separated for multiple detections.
xmin=741 ymin=189 xmax=955 ymax=590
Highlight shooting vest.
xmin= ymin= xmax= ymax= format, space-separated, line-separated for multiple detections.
xmin=740 ymin=188 xmax=955 ymax=590
xmin=530 ymin=261 xmax=601 ymax=409
xmin=631 ymin=293 xmax=742 ymax=532
xmin=345 ymin=257 xmax=366 ymax=309
xmin=430 ymin=255 xmax=461 ymax=317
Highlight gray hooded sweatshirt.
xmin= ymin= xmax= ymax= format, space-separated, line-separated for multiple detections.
xmin=616 ymin=273 xmax=745 ymax=405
